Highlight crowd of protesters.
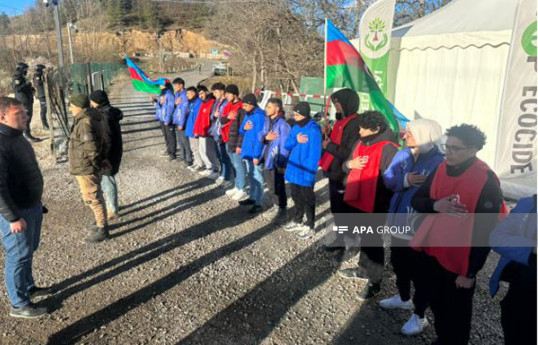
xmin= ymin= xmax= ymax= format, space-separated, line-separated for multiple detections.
xmin=0 ymin=68 xmax=536 ymax=345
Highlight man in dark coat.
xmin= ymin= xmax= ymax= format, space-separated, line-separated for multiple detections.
xmin=90 ymin=90 xmax=123 ymax=220
xmin=0 ymin=97 xmax=51 ymax=318
xmin=12 ymin=62 xmax=39 ymax=142
xmin=32 ymin=64 xmax=49 ymax=130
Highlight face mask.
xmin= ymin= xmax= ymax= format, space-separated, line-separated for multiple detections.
xmin=335 ymin=112 xmax=343 ymax=121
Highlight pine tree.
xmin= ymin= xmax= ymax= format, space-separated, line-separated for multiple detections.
xmin=140 ymin=0 xmax=161 ymax=30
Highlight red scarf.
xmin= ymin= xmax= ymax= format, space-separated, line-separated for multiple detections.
xmin=344 ymin=140 xmax=397 ymax=212
xmin=410 ymin=159 xmax=507 ymax=275
xmin=193 ymin=98 xmax=215 ymax=137
xmin=220 ymin=101 xmax=243 ymax=143
xmin=319 ymin=115 xmax=356 ymax=172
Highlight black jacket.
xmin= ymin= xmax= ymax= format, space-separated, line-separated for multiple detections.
xmin=0 ymin=123 xmax=44 ymax=222
xmin=11 ymin=72 xmax=34 ymax=105
xmin=98 ymin=104 xmax=123 ymax=175
xmin=325 ymin=89 xmax=361 ymax=182
xmin=227 ymin=108 xmax=246 ymax=153
xmin=411 ymin=157 xmax=504 ymax=278
xmin=343 ymin=128 xmax=398 ymax=212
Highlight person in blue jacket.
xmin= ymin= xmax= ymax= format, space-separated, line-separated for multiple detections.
xmin=237 ymin=94 xmax=266 ymax=214
xmin=172 ymin=78 xmax=192 ymax=167
xmin=184 ymin=86 xmax=204 ymax=171
xmin=154 ymin=81 xmax=176 ymax=161
xmin=379 ymin=118 xmax=445 ymax=336
xmin=260 ymin=98 xmax=291 ymax=220
xmin=490 ymin=195 xmax=537 ymax=345
xmin=284 ymin=102 xmax=322 ymax=240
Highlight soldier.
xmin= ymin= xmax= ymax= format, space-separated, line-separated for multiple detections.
xmin=32 ymin=64 xmax=49 ymax=131
xmin=11 ymin=62 xmax=39 ymax=142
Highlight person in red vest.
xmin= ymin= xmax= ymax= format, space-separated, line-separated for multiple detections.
xmin=410 ymin=124 xmax=505 ymax=345
xmin=340 ymin=111 xmax=399 ymax=299
xmin=320 ymin=89 xmax=362 ymax=255
xmin=193 ymin=86 xmax=219 ymax=179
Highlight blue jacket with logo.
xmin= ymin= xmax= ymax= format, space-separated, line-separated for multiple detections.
xmin=384 ymin=146 xmax=445 ymax=232
xmin=172 ymin=90 xmax=189 ymax=127
xmin=261 ymin=116 xmax=291 ymax=170
xmin=239 ymin=107 xmax=266 ymax=160
xmin=284 ymin=119 xmax=322 ymax=187
xmin=185 ymin=97 xmax=202 ymax=138
xmin=155 ymin=89 xmax=175 ymax=124
xmin=490 ymin=196 xmax=537 ymax=296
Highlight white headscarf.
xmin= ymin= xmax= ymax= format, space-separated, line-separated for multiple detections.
xmin=408 ymin=119 xmax=443 ymax=153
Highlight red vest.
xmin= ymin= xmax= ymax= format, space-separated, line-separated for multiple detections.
xmin=410 ymin=159 xmax=506 ymax=275
xmin=221 ymin=101 xmax=243 ymax=143
xmin=193 ymin=98 xmax=215 ymax=137
xmin=319 ymin=115 xmax=356 ymax=172
xmin=344 ymin=140 xmax=397 ymax=212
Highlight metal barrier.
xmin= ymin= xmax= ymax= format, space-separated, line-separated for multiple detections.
xmin=45 ymin=62 xmax=125 ymax=163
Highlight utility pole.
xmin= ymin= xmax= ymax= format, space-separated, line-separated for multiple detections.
xmin=67 ymin=22 xmax=80 ymax=64
xmin=48 ymin=0 xmax=66 ymax=68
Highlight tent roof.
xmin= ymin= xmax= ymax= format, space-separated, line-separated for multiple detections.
xmin=393 ymin=0 xmax=518 ymax=38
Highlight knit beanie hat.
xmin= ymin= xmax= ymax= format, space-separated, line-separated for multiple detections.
xmin=293 ymin=102 xmax=311 ymax=118
xmin=69 ymin=94 xmax=90 ymax=108
xmin=89 ymin=90 xmax=109 ymax=106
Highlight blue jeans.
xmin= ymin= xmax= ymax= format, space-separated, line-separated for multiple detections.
xmin=0 ymin=203 xmax=43 ymax=308
xmin=101 ymin=175 xmax=119 ymax=214
xmin=229 ymin=149 xmax=246 ymax=191
xmin=245 ymin=159 xmax=264 ymax=206
xmin=218 ymin=142 xmax=233 ymax=181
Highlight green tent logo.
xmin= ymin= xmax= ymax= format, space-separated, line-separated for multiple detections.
xmin=521 ymin=20 xmax=537 ymax=57
xmin=365 ymin=18 xmax=389 ymax=53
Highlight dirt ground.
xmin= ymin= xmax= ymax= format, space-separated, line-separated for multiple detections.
xmin=0 ymin=63 xmax=508 ymax=345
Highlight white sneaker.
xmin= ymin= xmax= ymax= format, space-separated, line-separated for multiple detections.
xmin=215 ymin=176 xmax=225 ymax=185
xmin=379 ymin=295 xmax=414 ymax=310
xmin=401 ymin=314 xmax=429 ymax=336
xmin=296 ymin=226 xmax=315 ymax=240
xmin=207 ymin=172 xmax=220 ymax=180
xmin=225 ymin=187 xmax=239 ymax=196
xmin=283 ymin=221 xmax=301 ymax=232
xmin=200 ymin=170 xmax=211 ymax=176
xmin=231 ymin=190 xmax=248 ymax=201
xmin=262 ymin=205 xmax=279 ymax=219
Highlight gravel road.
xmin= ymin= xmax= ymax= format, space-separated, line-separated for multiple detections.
xmin=0 ymin=63 xmax=507 ymax=345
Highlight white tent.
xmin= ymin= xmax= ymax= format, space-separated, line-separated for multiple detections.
xmin=352 ymin=0 xmax=530 ymax=197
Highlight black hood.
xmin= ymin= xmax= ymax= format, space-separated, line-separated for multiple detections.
xmin=331 ymin=89 xmax=359 ymax=117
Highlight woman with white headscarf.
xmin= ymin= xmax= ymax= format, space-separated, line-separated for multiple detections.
xmin=380 ymin=119 xmax=445 ymax=336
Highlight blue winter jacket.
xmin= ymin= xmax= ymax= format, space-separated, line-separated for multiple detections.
xmin=384 ymin=146 xmax=445 ymax=234
xmin=261 ymin=116 xmax=291 ymax=170
xmin=284 ymin=119 xmax=322 ymax=187
xmin=155 ymin=89 xmax=175 ymax=124
xmin=185 ymin=97 xmax=202 ymax=138
xmin=208 ymin=98 xmax=228 ymax=142
xmin=489 ymin=196 xmax=537 ymax=296
xmin=239 ymin=107 xmax=266 ymax=160
xmin=172 ymin=90 xmax=189 ymax=127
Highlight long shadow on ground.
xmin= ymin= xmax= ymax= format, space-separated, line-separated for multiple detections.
xmin=177 ymin=210 xmax=336 ymax=345
xmin=45 ymin=208 xmax=293 ymax=344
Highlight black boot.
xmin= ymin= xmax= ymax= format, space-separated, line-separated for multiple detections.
xmin=84 ymin=226 xmax=110 ymax=243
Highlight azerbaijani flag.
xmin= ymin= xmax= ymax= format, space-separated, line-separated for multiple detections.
xmin=325 ymin=19 xmax=400 ymax=134
xmin=126 ymin=58 xmax=169 ymax=94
